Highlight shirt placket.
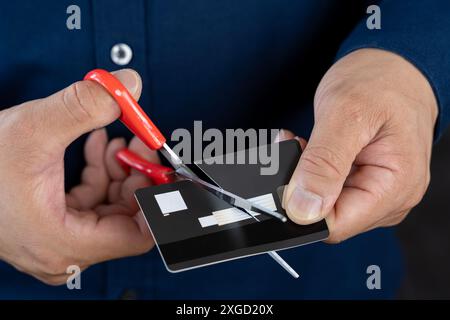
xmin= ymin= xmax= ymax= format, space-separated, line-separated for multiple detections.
xmin=91 ymin=0 xmax=152 ymax=140
xmin=90 ymin=0 xmax=156 ymax=299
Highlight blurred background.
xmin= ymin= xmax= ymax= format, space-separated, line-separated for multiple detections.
xmin=397 ymin=128 xmax=450 ymax=299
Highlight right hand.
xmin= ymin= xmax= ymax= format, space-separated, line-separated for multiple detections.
xmin=0 ymin=69 xmax=154 ymax=285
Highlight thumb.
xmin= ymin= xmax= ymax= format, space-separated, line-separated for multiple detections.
xmin=282 ymin=114 xmax=367 ymax=225
xmin=31 ymin=69 xmax=142 ymax=151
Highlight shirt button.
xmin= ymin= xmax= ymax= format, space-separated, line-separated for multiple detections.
xmin=110 ymin=43 xmax=133 ymax=66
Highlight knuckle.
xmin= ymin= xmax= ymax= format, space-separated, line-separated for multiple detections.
xmin=404 ymin=187 xmax=425 ymax=209
xmin=328 ymin=83 xmax=391 ymax=137
xmin=326 ymin=82 xmax=368 ymax=116
xmin=326 ymin=232 xmax=346 ymax=244
xmin=342 ymin=92 xmax=367 ymax=119
xmin=411 ymin=190 xmax=425 ymax=208
xmin=300 ymin=145 xmax=347 ymax=180
xmin=396 ymin=161 xmax=429 ymax=210
xmin=385 ymin=212 xmax=409 ymax=227
xmin=0 ymin=105 xmax=47 ymax=166
xmin=0 ymin=105 xmax=35 ymax=141
xmin=343 ymin=89 xmax=389 ymax=136
xmin=62 ymin=81 xmax=96 ymax=124
xmin=406 ymin=168 xmax=430 ymax=209
xmin=393 ymin=214 xmax=408 ymax=226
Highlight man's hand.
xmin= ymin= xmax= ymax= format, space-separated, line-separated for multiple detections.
xmin=282 ymin=48 xmax=438 ymax=243
xmin=0 ymin=69 xmax=154 ymax=285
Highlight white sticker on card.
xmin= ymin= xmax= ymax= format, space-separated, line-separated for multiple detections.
xmin=154 ymin=190 xmax=188 ymax=215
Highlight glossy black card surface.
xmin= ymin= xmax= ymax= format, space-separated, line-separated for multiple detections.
xmin=135 ymin=140 xmax=328 ymax=272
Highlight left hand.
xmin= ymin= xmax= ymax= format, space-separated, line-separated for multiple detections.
xmin=281 ymin=48 xmax=438 ymax=243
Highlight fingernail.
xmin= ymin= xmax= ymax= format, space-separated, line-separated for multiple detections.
xmin=274 ymin=129 xmax=286 ymax=143
xmin=112 ymin=69 xmax=139 ymax=94
xmin=287 ymin=186 xmax=323 ymax=222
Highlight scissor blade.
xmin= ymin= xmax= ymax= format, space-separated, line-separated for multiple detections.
xmin=158 ymin=143 xmax=296 ymax=276
xmin=159 ymin=143 xmax=196 ymax=177
xmin=159 ymin=142 xmax=286 ymax=222
xmin=159 ymin=143 xmax=223 ymax=186
xmin=176 ymin=168 xmax=287 ymax=222
xmin=268 ymin=251 xmax=299 ymax=278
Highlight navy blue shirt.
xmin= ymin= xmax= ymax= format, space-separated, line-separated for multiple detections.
xmin=1 ymin=0 xmax=448 ymax=299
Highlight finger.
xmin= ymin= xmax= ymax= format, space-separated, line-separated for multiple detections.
xmin=295 ymin=136 xmax=307 ymax=151
xmin=95 ymin=203 xmax=132 ymax=217
xmin=104 ymin=137 xmax=128 ymax=204
xmin=128 ymin=135 xmax=161 ymax=167
xmin=324 ymin=164 xmax=396 ymax=243
xmin=134 ymin=211 xmax=154 ymax=242
xmin=106 ymin=136 xmax=157 ymax=206
xmin=106 ymin=173 xmax=152 ymax=213
xmin=105 ymin=137 xmax=128 ymax=182
xmin=283 ymin=107 xmax=372 ymax=225
xmin=272 ymin=129 xmax=307 ymax=150
xmin=66 ymin=209 xmax=154 ymax=264
xmin=25 ymin=69 xmax=142 ymax=153
xmin=66 ymin=129 xmax=109 ymax=209
xmin=107 ymin=181 xmax=122 ymax=204
xmin=119 ymin=175 xmax=152 ymax=209
xmin=377 ymin=209 xmax=409 ymax=227
xmin=273 ymin=129 xmax=295 ymax=143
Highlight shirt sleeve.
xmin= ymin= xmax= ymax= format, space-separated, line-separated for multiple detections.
xmin=336 ymin=0 xmax=450 ymax=140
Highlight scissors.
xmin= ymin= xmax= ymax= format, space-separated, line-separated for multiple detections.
xmin=84 ymin=69 xmax=286 ymax=222
xmin=115 ymin=147 xmax=299 ymax=279
xmin=84 ymin=69 xmax=298 ymax=278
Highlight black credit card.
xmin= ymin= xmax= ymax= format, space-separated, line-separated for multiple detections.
xmin=135 ymin=140 xmax=329 ymax=272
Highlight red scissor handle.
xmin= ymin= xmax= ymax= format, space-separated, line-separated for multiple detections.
xmin=84 ymin=69 xmax=166 ymax=150
xmin=116 ymin=148 xmax=173 ymax=185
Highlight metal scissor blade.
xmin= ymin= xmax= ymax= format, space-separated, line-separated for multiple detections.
xmin=159 ymin=144 xmax=259 ymax=222
xmin=159 ymin=143 xmax=196 ymax=177
xmin=176 ymin=168 xmax=287 ymax=222
xmin=159 ymin=143 xmax=296 ymax=276
xmin=159 ymin=142 xmax=286 ymax=222
xmin=160 ymin=143 xmax=223 ymax=186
